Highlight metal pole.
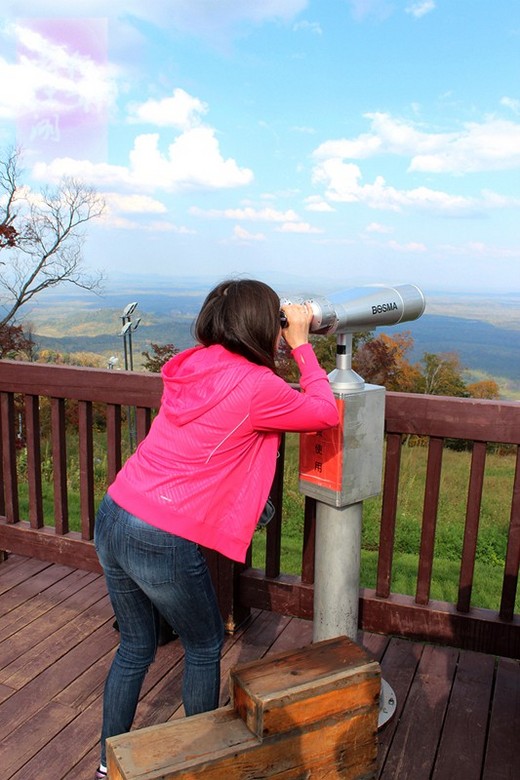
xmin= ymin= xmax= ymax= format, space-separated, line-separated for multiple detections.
xmin=314 ymin=501 xmax=362 ymax=642
xmin=313 ymin=333 xmax=363 ymax=642
xmin=128 ymin=326 xmax=134 ymax=372
xmin=122 ymin=321 xmax=129 ymax=371
xmin=305 ymin=332 xmax=397 ymax=728
xmin=120 ymin=306 xmax=139 ymax=452
xmin=128 ymin=318 xmax=140 ymax=449
xmin=130 ymin=329 xmax=136 ymax=451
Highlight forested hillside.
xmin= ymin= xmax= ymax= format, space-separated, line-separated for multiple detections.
xmin=15 ymin=288 xmax=520 ymax=398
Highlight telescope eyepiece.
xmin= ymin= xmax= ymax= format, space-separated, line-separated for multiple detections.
xmin=279 ymin=310 xmax=289 ymax=329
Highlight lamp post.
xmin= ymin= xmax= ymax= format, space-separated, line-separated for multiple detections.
xmin=119 ymin=302 xmax=140 ymax=370
xmin=119 ymin=302 xmax=140 ymax=450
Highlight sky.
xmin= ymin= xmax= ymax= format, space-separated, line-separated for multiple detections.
xmin=1 ymin=0 xmax=520 ymax=298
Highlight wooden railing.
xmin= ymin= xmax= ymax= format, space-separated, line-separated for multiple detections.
xmin=1 ymin=359 xmax=519 ymax=657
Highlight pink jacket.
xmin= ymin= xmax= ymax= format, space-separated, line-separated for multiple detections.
xmin=108 ymin=342 xmax=339 ymax=562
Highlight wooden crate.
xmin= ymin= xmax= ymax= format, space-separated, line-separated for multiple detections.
xmin=107 ymin=635 xmax=380 ymax=779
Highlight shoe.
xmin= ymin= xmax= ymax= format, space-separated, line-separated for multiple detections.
xmin=112 ymin=617 xmax=178 ymax=646
xmin=158 ymin=617 xmax=179 ymax=646
xmin=95 ymin=767 xmax=107 ymax=779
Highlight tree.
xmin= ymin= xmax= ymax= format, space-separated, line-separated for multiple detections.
xmin=309 ymin=334 xmax=338 ymax=374
xmin=0 ymin=323 xmax=36 ymax=360
xmin=466 ymin=379 xmax=500 ymax=399
xmin=277 ymin=330 xmax=421 ymax=385
xmin=276 ymin=340 xmax=300 ymax=382
xmin=276 ymin=332 xmax=371 ymax=383
xmin=142 ymin=342 xmax=179 ymax=372
xmin=417 ymin=352 xmax=468 ymax=397
xmin=0 ymin=147 xmax=105 ymax=328
xmin=36 ymin=348 xmax=106 ymax=367
xmin=352 ymin=331 xmax=423 ymax=392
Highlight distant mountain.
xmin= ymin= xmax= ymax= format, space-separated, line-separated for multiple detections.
xmin=20 ymin=288 xmax=520 ymax=389
xmin=33 ymin=320 xmax=197 ymax=358
xmin=385 ymin=314 xmax=519 ymax=381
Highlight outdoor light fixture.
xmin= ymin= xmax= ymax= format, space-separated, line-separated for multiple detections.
xmin=119 ymin=303 xmax=140 ymax=372
xmin=119 ymin=302 xmax=140 ymax=450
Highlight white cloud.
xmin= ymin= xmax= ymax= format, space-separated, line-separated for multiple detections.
xmin=99 ymin=192 xmax=198 ymax=232
xmin=276 ymin=221 xmax=322 ymax=233
xmin=131 ymin=129 xmax=253 ymax=189
xmin=293 ymin=20 xmax=323 ymax=35
xmin=312 ymin=158 xmax=480 ymax=215
xmin=365 ymin=222 xmax=393 ymax=234
xmin=480 ymin=189 xmax=520 ymax=208
xmin=32 ymin=157 xmax=127 ymax=187
xmin=387 ymin=239 xmax=427 ymax=252
xmin=405 ymin=1 xmax=436 ymax=19
xmin=104 ymin=193 xmax=167 ymax=214
xmin=291 ymin=126 xmax=317 ymax=134
xmin=260 ymin=188 xmax=301 ymax=200
xmin=156 ymin=223 xmax=195 ymax=234
xmin=409 ymin=119 xmax=520 ymax=173
xmin=4 ymin=1 xmax=308 ymax=38
xmin=314 ymin=112 xmax=520 ymax=174
xmin=32 ymin=128 xmax=253 ymax=192
xmin=313 ymin=160 xmax=363 ymax=203
xmin=0 ymin=23 xmax=118 ymax=121
xmin=192 ymin=200 xmax=317 ymax=233
xmin=149 ymin=0 xmax=308 ymax=34
xmin=438 ymin=241 xmax=520 ymax=259
xmin=500 ymin=96 xmax=520 ymax=115
xmin=347 ymin=0 xmax=394 ymax=22
xmin=304 ymin=196 xmax=335 ymax=212
xmin=311 ymin=112 xmax=520 ymax=215
xmin=190 ymin=206 xmax=299 ymax=222
xmin=232 ymin=225 xmax=266 ymax=241
xmin=101 ymin=214 xmax=195 ymax=233
xmin=314 ymin=134 xmax=381 ymax=160
xmin=129 ymin=89 xmax=208 ymax=130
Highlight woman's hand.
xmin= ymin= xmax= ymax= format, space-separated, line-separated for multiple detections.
xmin=281 ymin=303 xmax=313 ymax=350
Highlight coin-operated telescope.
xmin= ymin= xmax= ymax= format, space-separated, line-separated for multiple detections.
xmin=281 ymin=284 xmax=425 ymax=391
xmin=282 ymin=283 xmax=426 ymax=728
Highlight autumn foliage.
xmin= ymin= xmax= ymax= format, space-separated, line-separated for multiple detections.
xmin=0 ymin=323 xmax=36 ymax=360
xmin=0 ymin=223 xmax=17 ymax=248
xmin=277 ymin=330 xmax=500 ymax=400
xmin=141 ymin=343 xmax=179 ymax=373
xmin=0 ymin=321 xmax=504 ymax=402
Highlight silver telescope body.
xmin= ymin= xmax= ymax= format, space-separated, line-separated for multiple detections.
xmin=281 ymin=284 xmax=425 ymax=335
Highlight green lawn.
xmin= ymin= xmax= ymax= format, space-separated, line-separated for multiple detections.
xmin=251 ymin=434 xmax=518 ymax=613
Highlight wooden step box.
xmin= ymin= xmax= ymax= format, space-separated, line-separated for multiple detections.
xmin=107 ymin=635 xmax=380 ymax=779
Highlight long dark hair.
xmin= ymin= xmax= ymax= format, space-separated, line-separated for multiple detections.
xmin=194 ymin=279 xmax=280 ymax=371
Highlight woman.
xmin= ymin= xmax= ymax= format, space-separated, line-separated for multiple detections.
xmin=93 ymin=278 xmax=339 ymax=779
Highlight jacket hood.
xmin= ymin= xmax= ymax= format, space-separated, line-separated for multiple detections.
xmin=160 ymin=344 xmax=259 ymax=425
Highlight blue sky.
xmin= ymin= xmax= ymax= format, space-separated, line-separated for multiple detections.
xmin=1 ymin=0 xmax=520 ymax=296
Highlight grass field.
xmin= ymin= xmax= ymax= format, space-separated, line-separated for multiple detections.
xmin=251 ymin=434 xmax=518 ymax=613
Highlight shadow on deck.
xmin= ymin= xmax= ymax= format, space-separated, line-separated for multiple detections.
xmin=0 ymin=556 xmax=518 ymax=780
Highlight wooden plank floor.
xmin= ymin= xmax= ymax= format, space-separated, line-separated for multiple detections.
xmin=0 ymin=556 xmax=518 ymax=780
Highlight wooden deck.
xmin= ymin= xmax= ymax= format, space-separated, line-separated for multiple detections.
xmin=0 ymin=557 xmax=518 ymax=780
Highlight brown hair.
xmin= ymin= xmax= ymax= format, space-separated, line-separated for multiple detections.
xmin=194 ymin=279 xmax=280 ymax=371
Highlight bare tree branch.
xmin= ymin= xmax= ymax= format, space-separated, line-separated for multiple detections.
xmin=0 ymin=148 xmax=105 ymax=328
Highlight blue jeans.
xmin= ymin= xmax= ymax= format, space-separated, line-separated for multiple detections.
xmin=94 ymin=494 xmax=225 ymax=765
